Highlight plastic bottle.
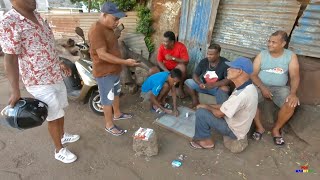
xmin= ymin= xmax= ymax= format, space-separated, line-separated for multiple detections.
xmin=171 ymin=154 xmax=185 ymax=168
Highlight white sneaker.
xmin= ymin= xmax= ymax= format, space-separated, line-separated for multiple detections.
xmin=55 ymin=148 xmax=77 ymax=163
xmin=61 ymin=133 xmax=80 ymax=145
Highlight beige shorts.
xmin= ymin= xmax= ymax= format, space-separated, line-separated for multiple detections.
xmin=26 ymin=81 xmax=68 ymax=121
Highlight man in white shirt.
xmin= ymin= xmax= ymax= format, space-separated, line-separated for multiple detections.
xmin=190 ymin=57 xmax=258 ymax=149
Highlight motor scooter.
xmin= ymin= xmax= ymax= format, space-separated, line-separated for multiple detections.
xmin=61 ymin=27 xmax=103 ymax=116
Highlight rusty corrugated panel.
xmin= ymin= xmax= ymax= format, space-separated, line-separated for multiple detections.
xmin=211 ymin=0 xmax=301 ymax=58
xmin=119 ymin=12 xmax=149 ymax=59
xmin=289 ymin=2 xmax=320 ymax=58
xmin=119 ymin=33 xmax=149 ymax=59
xmin=41 ymin=12 xmax=149 ymax=58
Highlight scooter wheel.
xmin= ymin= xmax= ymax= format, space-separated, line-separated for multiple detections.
xmin=89 ymin=90 xmax=104 ymax=116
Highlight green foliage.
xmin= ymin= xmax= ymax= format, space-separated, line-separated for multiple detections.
xmin=144 ymin=36 xmax=155 ymax=53
xmin=70 ymin=0 xmax=82 ymax=3
xmin=70 ymin=0 xmax=137 ymax=11
xmin=110 ymin=0 xmax=137 ymax=11
xmin=136 ymin=5 xmax=154 ymax=52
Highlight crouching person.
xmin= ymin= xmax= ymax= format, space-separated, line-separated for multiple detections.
xmin=190 ymin=57 xmax=258 ymax=149
xmin=141 ymin=69 xmax=182 ymax=116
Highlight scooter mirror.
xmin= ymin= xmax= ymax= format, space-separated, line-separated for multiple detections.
xmin=75 ymin=27 xmax=85 ymax=42
xmin=114 ymin=24 xmax=125 ymax=39
xmin=116 ymin=23 xmax=124 ymax=31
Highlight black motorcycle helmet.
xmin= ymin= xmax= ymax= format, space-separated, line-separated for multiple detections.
xmin=1 ymin=98 xmax=48 ymax=130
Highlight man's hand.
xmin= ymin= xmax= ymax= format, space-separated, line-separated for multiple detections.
xmin=199 ymin=83 xmax=206 ymax=89
xmin=286 ymin=93 xmax=300 ymax=108
xmin=165 ymin=54 xmax=174 ymax=61
xmin=9 ymin=89 xmax=21 ymax=107
xmin=164 ymin=108 xmax=173 ymax=115
xmin=125 ymin=59 xmax=141 ymax=67
xmin=260 ymin=86 xmax=273 ymax=99
xmin=60 ymin=62 xmax=72 ymax=76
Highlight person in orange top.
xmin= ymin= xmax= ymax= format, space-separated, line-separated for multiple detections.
xmin=149 ymin=31 xmax=189 ymax=98
xmin=88 ymin=2 xmax=140 ymax=136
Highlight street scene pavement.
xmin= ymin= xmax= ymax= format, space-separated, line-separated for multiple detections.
xmin=0 ymin=56 xmax=318 ymax=180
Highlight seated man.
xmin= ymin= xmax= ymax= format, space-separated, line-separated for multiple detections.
xmin=185 ymin=44 xmax=230 ymax=107
xmin=141 ymin=69 xmax=182 ymax=116
xmin=251 ymin=30 xmax=300 ymax=146
xmin=189 ymin=57 xmax=258 ymax=149
xmin=149 ymin=31 xmax=189 ymax=98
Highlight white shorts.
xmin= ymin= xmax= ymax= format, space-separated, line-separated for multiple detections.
xmin=26 ymin=81 xmax=68 ymax=121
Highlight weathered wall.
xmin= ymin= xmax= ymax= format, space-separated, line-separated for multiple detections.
xmin=150 ymin=0 xmax=182 ymax=62
xmin=42 ymin=12 xmax=149 ymax=59
xmin=178 ymin=0 xmax=220 ymax=75
xmin=289 ymin=2 xmax=320 ymax=58
xmin=211 ymin=0 xmax=301 ymax=59
xmin=297 ymin=56 xmax=320 ymax=105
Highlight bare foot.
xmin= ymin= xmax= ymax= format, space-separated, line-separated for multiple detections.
xmin=190 ymin=140 xmax=215 ymax=149
xmin=271 ymin=128 xmax=281 ymax=137
xmin=190 ymin=100 xmax=199 ymax=109
xmin=178 ymin=91 xmax=186 ymax=99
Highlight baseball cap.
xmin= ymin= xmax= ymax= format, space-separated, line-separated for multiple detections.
xmin=225 ymin=57 xmax=253 ymax=74
xmin=101 ymin=2 xmax=126 ymax=18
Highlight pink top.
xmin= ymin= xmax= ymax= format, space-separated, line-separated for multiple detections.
xmin=0 ymin=9 xmax=62 ymax=87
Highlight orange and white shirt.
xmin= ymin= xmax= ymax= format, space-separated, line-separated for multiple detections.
xmin=0 ymin=9 xmax=62 ymax=87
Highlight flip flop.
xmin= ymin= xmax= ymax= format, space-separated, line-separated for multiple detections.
xmin=252 ymin=131 xmax=264 ymax=141
xmin=273 ymin=136 xmax=285 ymax=146
xmin=113 ymin=113 xmax=133 ymax=121
xmin=151 ymin=106 xmax=164 ymax=114
xmin=189 ymin=141 xmax=215 ymax=150
xmin=163 ymin=103 xmax=172 ymax=109
xmin=105 ymin=125 xmax=127 ymax=136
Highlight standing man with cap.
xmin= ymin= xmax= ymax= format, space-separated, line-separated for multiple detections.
xmin=190 ymin=57 xmax=258 ymax=149
xmin=88 ymin=2 xmax=140 ymax=136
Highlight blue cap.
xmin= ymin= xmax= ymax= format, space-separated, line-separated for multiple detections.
xmin=101 ymin=2 xmax=126 ymax=18
xmin=225 ymin=57 xmax=253 ymax=74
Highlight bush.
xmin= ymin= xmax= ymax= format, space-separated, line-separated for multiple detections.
xmin=136 ymin=5 xmax=154 ymax=52
xmin=111 ymin=0 xmax=137 ymax=11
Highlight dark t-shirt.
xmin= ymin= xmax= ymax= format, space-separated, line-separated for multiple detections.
xmin=194 ymin=57 xmax=229 ymax=83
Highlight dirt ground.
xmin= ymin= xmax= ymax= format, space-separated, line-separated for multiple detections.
xmin=0 ymin=56 xmax=319 ymax=180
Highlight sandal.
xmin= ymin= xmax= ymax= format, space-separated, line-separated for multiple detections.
xmin=163 ymin=103 xmax=172 ymax=109
xmin=252 ymin=131 xmax=264 ymax=141
xmin=151 ymin=106 xmax=164 ymax=114
xmin=273 ymin=136 xmax=285 ymax=146
xmin=113 ymin=113 xmax=133 ymax=121
xmin=105 ymin=125 xmax=126 ymax=136
xmin=189 ymin=141 xmax=215 ymax=150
